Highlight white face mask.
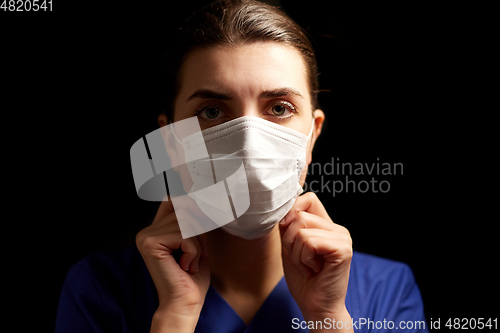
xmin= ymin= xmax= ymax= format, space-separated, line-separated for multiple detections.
xmin=131 ymin=115 xmax=314 ymax=240
xmin=184 ymin=116 xmax=314 ymax=240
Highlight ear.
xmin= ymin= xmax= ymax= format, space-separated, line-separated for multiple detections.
xmin=307 ymin=109 xmax=325 ymax=165
xmin=158 ymin=113 xmax=168 ymax=128
xmin=157 ymin=113 xmax=181 ymax=171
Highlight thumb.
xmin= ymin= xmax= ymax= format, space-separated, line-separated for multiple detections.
xmin=281 ymin=242 xmax=300 ymax=277
xmin=153 ymin=196 xmax=174 ymax=223
xmin=278 ymin=216 xmax=290 ymax=239
xmin=197 ymin=233 xmax=209 ymax=256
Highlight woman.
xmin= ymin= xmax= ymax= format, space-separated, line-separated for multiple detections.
xmin=56 ymin=1 xmax=427 ymax=332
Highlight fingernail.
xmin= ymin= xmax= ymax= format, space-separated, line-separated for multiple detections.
xmin=279 ymin=218 xmax=285 ymax=225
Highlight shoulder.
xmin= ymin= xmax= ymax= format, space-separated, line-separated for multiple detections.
xmin=351 ymin=251 xmax=414 ymax=283
xmin=64 ymin=246 xmax=155 ymax=305
xmin=348 ymin=251 xmax=428 ymax=330
xmin=69 ymin=246 xmax=145 ymax=280
xmin=63 ymin=247 xmax=147 ymax=295
xmin=56 ymin=247 xmax=156 ymax=333
xmin=350 ymin=251 xmax=418 ymax=299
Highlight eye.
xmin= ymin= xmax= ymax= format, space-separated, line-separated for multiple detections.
xmin=194 ymin=102 xmax=226 ymax=121
xmin=271 ymin=104 xmax=287 ymax=116
xmin=266 ymin=101 xmax=296 ymax=118
xmin=204 ymin=107 xmax=220 ymax=119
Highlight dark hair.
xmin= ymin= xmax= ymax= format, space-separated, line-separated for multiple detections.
xmin=161 ymin=0 xmax=319 ymax=123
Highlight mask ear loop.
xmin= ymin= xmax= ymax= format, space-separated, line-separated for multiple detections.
xmin=302 ymin=117 xmax=316 ymax=193
xmin=169 ymin=121 xmax=193 ymax=150
xmin=307 ymin=117 xmax=315 ymax=139
xmin=170 ymin=127 xmax=184 ymax=145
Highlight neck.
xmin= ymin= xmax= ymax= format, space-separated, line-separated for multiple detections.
xmin=207 ymin=225 xmax=284 ymax=297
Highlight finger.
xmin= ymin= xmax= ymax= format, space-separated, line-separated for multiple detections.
xmin=281 ymin=192 xmax=330 ymax=228
xmin=187 ymin=236 xmax=202 ymax=274
xmin=197 ymin=233 xmax=209 ymax=256
xmin=196 ymin=243 xmax=210 ymax=277
xmin=301 ymin=237 xmax=326 ymax=272
xmin=281 ymin=242 xmax=304 ymax=279
xmin=297 ymin=229 xmax=333 ymax=272
xmin=193 ymin=233 xmax=212 ymax=275
xmin=280 ymin=211 xmax=306 ymax=256
xmin=146 ymin=212 xmax=181 ymax=235
xmin=179 ymin=238 xmax=198 ymax=271
xmin=153 ymin=194 xmax=209 ymax=226
xmin=290 ymin=229 xmax=315 ymax=277
xmin=292 ymin=210 xmax=334 ymax=230
xmin=296 ymin=192 xmax=329 ymax=218
xmin=153 ymin=198 xmax=175 ymax=223
xmin=170 ymin=195 xmax=207 ymax=219
xmin=172 ymin=209 xmax=203 ymax=271
xmin=281 ymin=211 xmax=333 ymax=256
xmin=305 ymin=234 xmax=353 ymax=264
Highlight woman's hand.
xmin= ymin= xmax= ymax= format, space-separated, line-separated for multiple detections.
xmin=279 ymin=192 xmax=354 ymax=332
xmin=136 ymin=197 xmax=210 ymax=333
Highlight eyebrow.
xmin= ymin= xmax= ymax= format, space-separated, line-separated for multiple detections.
xmin=260 ymin=87 xmax=304 ymax=100
xmin=186 ymin=87 xmax=304 ymax=102
xmin=186 ymin=89 xmax=233 ymax=102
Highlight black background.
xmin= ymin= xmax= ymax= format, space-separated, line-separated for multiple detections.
xmin=1 ymin=1 xmax=496 ymax=332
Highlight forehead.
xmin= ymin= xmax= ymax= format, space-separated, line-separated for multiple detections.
xmin=177 ymin=42 xmax=310 ymax=101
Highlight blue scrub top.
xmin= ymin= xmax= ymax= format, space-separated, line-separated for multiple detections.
xmin=55 ymin=247 xmax=428 ymax=332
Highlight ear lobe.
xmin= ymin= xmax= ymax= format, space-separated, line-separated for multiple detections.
xmin=158 ymin=113 xmax=168 ymax=128
xmin=306 ymin=110 xmax=325 ymax=165
xmin=312 ymin=109 xmax=325 ymax=141
xmin=310 ymin=109 xmax=325 ymax=148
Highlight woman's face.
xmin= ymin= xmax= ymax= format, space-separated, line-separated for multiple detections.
xmin=160 ymin=41 xmax=324 ymax=186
